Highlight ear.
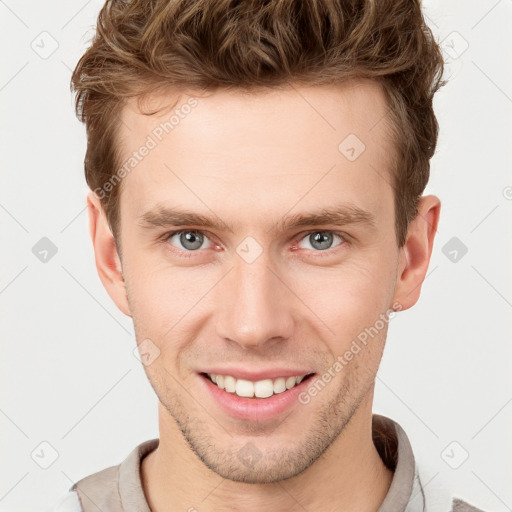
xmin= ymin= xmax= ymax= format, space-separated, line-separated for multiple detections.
xmin=87 ymin=191 xmax=132 ymax=317
xmin=392 ymin=195 xmax=441 ymax=311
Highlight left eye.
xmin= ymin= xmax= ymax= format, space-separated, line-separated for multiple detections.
xmin=167 ymin=231 xmax=212 ymax=251
xmin=297 ymin=231 xmax=345 ymax=251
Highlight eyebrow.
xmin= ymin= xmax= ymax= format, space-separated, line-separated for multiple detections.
xmin=137 ymin=204 xmax=376 ymax=233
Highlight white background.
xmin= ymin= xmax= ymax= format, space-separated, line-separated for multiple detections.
xmin=1 ymin=1 xmax=511 ymax=511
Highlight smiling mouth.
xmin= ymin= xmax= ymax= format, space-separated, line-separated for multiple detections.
xmin=200 ymin=372 xmax=315 ymax=399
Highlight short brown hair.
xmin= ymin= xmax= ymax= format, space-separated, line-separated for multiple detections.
xmin=71 ymin=0 xmax=446 ymax=247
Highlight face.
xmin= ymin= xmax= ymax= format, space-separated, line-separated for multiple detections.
xmin=99 ymin=81 xmax=414 ymax=483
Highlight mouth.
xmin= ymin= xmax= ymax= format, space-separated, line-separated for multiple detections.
xmin=198 ymin=371 xmax=316 ymax=422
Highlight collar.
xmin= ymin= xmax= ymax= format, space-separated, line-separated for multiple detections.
xmin=373 ymin=413 xmax=420 ymax=512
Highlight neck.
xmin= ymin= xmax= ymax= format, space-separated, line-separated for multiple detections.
xmin=142 ymin=391 xmax=393 ymax=511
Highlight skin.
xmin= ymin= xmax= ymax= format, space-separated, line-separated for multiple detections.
xmin=88 ymin=80 xmax=440 ymax=511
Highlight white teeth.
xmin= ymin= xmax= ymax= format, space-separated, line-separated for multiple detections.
xmin=207 ymin=373 xmax=309 ymax=398
xmin=224 ymin=375 xmax=236 ymax=393
xmin=254 ymin=379 xmax=274 ymax=398
xmin=285 ymin=376 xmax=296 ymax=389
xmin=273 ymin=377 xmax=286 ymax=394
xmin=235 ymin=379 xmax=254 ymax=398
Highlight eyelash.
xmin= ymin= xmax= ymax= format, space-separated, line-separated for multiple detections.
xmin=160 ymin=229 xmax=348 ymax=259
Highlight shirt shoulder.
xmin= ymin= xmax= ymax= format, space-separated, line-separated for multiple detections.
xmin=451 ymin=497 xmax=487 ymax=512
xmin=55 ymin=439 xmax=158 ymax=512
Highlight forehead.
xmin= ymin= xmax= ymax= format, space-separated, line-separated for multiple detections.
xmin=116 ymin=80 xmax=395 ymax=231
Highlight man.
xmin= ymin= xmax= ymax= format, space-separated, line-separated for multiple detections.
xmin=49 ymin=0 xmax=483 ymax=510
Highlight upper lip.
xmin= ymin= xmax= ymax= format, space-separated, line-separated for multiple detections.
xmin=199 ymin=368 xmax=315 ymax=381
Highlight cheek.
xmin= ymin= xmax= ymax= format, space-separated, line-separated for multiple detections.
xmin=123 ymin=256 xmax=202 ymax=342
xmin=290 ymin=255 xmax=396 ymax=345
xmin=125 ymin=268 xmax=203 ymax=382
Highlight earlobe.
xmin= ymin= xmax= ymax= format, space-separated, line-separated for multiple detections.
xmin=392 ymin=195 xmax=441 ymax=311
xmin=87 ymin=191 xmax=132 ymax=317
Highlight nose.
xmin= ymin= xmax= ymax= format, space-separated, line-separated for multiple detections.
xmin=214 ymin=250 xmax=295 ymax=350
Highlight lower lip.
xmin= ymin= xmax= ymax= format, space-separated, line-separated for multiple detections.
xmin=198 ymin=373 xmax=315 ymax=422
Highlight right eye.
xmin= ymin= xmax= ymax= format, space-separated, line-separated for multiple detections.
xmin=165 ymin=230 xmax=214 ymax=253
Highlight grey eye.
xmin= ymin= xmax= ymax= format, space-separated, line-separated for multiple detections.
xmin=298 ymin=232 xmax=343 ymax=251
xmin=169 ymin=231 xmax=210 ymax=251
